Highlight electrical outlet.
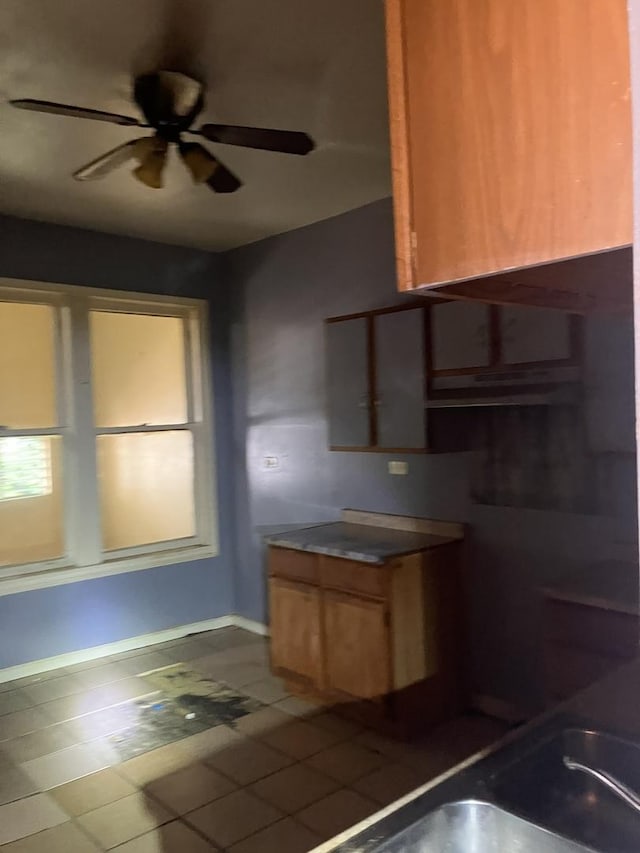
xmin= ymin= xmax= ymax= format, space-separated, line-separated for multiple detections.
xmin=388 ymin=460 xmax=408 ymax=475
xmin=263 ymin=455 xmax=280 ymax=470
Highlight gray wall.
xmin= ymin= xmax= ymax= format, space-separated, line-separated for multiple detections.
xmin=0 ymin=215 xmax=236 ymax=668
xmin=227 ymin=198 xmax=637 ymax=711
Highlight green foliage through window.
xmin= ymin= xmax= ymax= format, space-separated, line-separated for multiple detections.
xmin=0 ymin=437 xmax=52 ymax=501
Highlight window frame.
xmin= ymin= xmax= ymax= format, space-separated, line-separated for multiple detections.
xmin=0 ymin=278 xmax=218 ymax=595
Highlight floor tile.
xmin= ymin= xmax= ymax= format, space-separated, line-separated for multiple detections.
xmin=23 ymin=675 xmax=84 ymax=706
xmin=241 ymin=677 xmax=291 ymax=705
xmin=65 ymin=705 xmax=133 ymax=741
xmin=116 ymin=652 xmax=173 ymax=677
xmin=229 ymin=817 xmax=323 ymax=853
xmin=305 ymin=740 xmax=388 ymax=784
xmin=0 ymin=794 xmax=68 ymax=845
xmin=199 ymin=662 xmax=270 ymax=688
xmin=310 ymin=712 xmax=362 ymax=740
xmin=49 ymin=767 xmax=137 ymax=816
xmin=249 ymin=762 xmax=340 ymax=813
xmin=0 ymin=821 xmax=101 ymax=853
xmin=352 ymin=762 xmax=425 ymax=805
xmin=0 ymin=764 xmax=40 ymax=805
xmin=232 ymin=706 xmax=291 ymax=738
xmin=0 ymin=708 xmax=50 ymax=742
xmin=146 ymin=762 xmax=236 ymax=815
xmin=161 ymin=639 xmax=216 ymax=665
xmin=39 ymin=680 xmax=155 ymax=724
xmin=272 ymin=696 xmax=323 ymax=718
xmin=116 ymin=741 xmax=193 ymax=786
xmin=203 ymin=735 xmax=294 ymax=785
xmin=7 ymin=670 xmax=68 ymax=689
xmin=112 ymin=819 xmax=217 ymax=852
xmin=0 ymin=691 xmax=33 ymax=717
xmin=178 ymin=725 xmax=244 ymax=762
xmin=77 ymin=792 xmax=173 ymax=849
xmin=22 ymin=742 xmax=111 ymax=790
xmin=75 ymin=662 xmax=131 ymax=689
xmin=259 ymin=719 xmax=342 ymax=760
xmin=296 ymin=789 xmax=377 ymax=839
xmin=2 ymin=725 xmax=77 ymax=763
xmin=186 ymin=789 xmax=283 ymax=848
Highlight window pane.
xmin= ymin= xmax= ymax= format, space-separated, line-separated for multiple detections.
xmin=0 ymin=437 xmax=64 ymax=566
xmin=97 ymin=431 xmax=195 ymax=551
xmin=90 ymin=312 xmax=188 ymax=427
xmin=0 ymin=302 xmax=57 ymax=428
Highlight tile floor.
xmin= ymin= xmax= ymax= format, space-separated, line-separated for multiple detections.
xmin=0 ymin=627 xmax=508 ymax=852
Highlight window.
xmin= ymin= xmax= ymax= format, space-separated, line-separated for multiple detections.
xmin=0 ymin=281 xmax=216 ymax=588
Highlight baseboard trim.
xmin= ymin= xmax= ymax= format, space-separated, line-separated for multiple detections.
xmin=232 ymin=615 xmax=270 ymax=637
xmin=0 ymin=614 xmax=268 ymax=684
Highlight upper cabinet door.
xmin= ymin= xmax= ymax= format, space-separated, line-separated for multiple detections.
xmin=501 ymin=307 xmax=573 ymax=365
xmin=431 ymin=302 xmax=491 ymax=372
xmin=385 ymin=0 xmax=632 ymax=292
xmin=374 ymin=308 xmax=426 ymax=449
xmin=325 ymin=317 xmax=371 ymax=448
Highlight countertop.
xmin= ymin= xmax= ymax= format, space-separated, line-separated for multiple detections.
xmin=312 ymin=656 xmax=640 ymax=853
xmin=264 ymin=521 xmax=460 ymax=564
xmin=542 ymin=560 xmax=639 ymax=616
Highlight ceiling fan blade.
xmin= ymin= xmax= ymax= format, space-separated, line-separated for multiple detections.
xmin=178 ymin=141 xmax=241 ymax=193
xmin=73 ymin=139 xmax=145 ymax=181
xmin=196 ymin=124 xmax=314 ymax=155
xmin=132 ymin=137 xmax=168 ymax=189
xmin=10 ymin=98 xmax=142 ymax=127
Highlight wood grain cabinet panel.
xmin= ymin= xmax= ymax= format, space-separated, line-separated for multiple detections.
xmin=269 ymin=577 xmax=323 ymax=689
xmin=386 ymin=0 xmax=632 ymax=292
xmin=323 ymin=590 xmax=391 ymax=700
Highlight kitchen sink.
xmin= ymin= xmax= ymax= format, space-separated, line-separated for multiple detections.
xmin=491 ymin=728 xmax=640 ymax=852
xmin=373 ymin=800 xmax=594 ymax=852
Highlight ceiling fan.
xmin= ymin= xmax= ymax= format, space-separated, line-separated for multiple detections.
xmin=9 ymin=71 xmax=315 ymax=193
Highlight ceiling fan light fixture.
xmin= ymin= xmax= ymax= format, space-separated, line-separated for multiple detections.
xmin=132 ymin=137 xmax=168 ymax=189
xmin=179 ymin=141 xmax=218 ymax=183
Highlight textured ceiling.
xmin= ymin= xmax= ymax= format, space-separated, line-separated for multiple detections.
xmin=0 ymin=0 xmax=391 ymax=250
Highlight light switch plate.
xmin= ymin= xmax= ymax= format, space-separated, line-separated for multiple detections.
xmin=388 ymin=460 xmax=408 ymax=475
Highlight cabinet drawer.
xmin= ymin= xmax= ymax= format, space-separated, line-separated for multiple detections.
xmin=545 ymin=600 xmax=638 ymax=659
xmin=268 ymin=547 xmax=318 ymax=585
xmin=320 ymin=555 xmax=389 ymax=599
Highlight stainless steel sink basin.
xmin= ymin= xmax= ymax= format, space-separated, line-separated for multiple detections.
xmin=374 ymin=800 xmax=594 ymax=852
xmin=491 ymin=729 xmax=640 ymax=852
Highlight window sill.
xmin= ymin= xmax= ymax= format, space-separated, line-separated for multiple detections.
xmin=0 ymin=545 xmax=218 ymax=598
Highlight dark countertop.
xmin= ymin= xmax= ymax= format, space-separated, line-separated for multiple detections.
xmin=313 ymin=658 xmax=640 ymax=853
xmin=264 ymin=522 xmax=459 ymax=564
xmin=542 ymin=560 xmax=639 ymax=616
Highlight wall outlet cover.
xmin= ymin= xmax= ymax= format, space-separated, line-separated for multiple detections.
xmin=388 ymin=460 xmax=408 ymax=475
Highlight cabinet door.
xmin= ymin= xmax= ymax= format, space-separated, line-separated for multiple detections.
xmin=386 ymin=0 xmax=631 ymax=291
xmin=374 ymin=308 xmax=426 ymax=448
xmin=269 ymin=578 xmax=323 ymax=688
xmin=326 ymin=318 xmax=370 ymax=447
xmin=323 ymin=591 xmax=391 ymax=700
xmin=431 ymin=302 xmax=491 ymax=371
xmin=501 ymin=306 xmax=572 ymax=365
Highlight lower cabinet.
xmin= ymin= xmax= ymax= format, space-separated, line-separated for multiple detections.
xmin=268 ymin=577 xmax=323 ymax=689
xmin=268 ymin=544 xmax=466 ymax=736
xmin=323 ymin=590 xmax=391 ymax=700
xmin=544 ymin=597 xmax=638 ymax=702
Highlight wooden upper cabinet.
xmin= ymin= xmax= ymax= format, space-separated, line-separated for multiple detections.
xmin=385 ymin=0 xmax=632 ymax=292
